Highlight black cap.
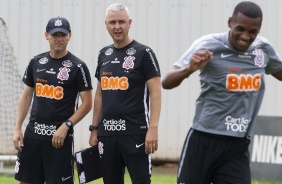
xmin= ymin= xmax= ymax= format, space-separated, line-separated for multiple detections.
xmin=46 ymin=17 xmax=71 ymax=35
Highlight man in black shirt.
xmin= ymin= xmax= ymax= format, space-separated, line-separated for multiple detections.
xmin=89 ymin=3 xmax=161 ymax=184
xmin=13 ymin=16 xmax=93 ymax=184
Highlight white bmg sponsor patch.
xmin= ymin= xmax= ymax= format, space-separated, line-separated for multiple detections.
xmin=103 ymin=119 xmax=126 ymax=131
xmin=224 ymin=115 xmax=250 ymax=132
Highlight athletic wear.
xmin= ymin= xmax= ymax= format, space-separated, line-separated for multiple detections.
xmin=15 ymin=51 xmax=92 ymax=183
xmin=23 ymin=51 xmax=92 ymax=141
xmin=177 ymin=129 xmax=251 ymax=184
xmin=95 ymin=40 xmax=160 ymax=184
xmin=175 ymin=32 xmax=282 ymax=138
xmin=95 ymin=40 xmax=161 ymax=136
xmin=98 ymin=135 xmax=151 ymax=184
xmin=15 ymin=137 xmax=74 ymax=184
xmin=175 ymin=32 xmax=282 ymax=183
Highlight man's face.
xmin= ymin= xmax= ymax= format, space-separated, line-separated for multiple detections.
xmin=45 ymin=32 xmax=71 ymax=53
xmin=105 ymin=10 xmax=132 ymax=45
xmin=228 ymin=12 xmax=261 ymax=52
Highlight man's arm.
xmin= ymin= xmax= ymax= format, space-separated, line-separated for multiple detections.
xmin=13 ymin=84 xmax=34 ymax=152
xmin=89 ymin=82 xmax=102 ymax=146
xmin=68 ymin=90 xmax=93 ymax=125
xmin=162 ymin=50 xmax=213 ymax=89
xmin=162 ymin=66 xmax=193 ymax=89
xmin=145 ymin=76 xmax=161 ymax=154
xmin=52 ymin=89 xmax=92 ymax=148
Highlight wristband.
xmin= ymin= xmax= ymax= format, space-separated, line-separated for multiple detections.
xmin=89 ymin=125 xmax=98 ymax=131
xmin=65 ymin=120 xmax=73 ymax=128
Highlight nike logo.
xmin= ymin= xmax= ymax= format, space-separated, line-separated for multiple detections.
xmin=136 ymin=143 xmax=145 ymax=148
xmin=101 ymin=61 xmax=110 ymax=66
xmin=221 ymin=53 xmax=233 ymax=58
xmin=62 ymin=176 xmax=72 ymax=181
xmin=36 ymin=69 xmax=46 ymax=72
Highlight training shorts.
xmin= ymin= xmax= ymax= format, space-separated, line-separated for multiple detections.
xmin=177 ymin=128 xmax=251 ymax=184
xmin=15 ymin=136 xmax=74 ymax=184
xmin=98 ymin=134 xmax=151 ymax=184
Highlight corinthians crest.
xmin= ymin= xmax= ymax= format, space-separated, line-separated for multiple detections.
xmin=122 ymin=56 xmax=135 ymax=70
xmin=253 ymin=49 xmax=264 ymax=67
xmin=54 ymin=19 xmax=63 ymax=26
xmin=57 ymin=67 xmax=71 ymax=80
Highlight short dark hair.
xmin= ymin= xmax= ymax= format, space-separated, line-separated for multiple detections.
xmin=232 ymin=1 xmax=263 ymax=21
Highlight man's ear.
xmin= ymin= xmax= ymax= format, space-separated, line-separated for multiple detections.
xmin=228 ymin=17 xmax=232 ymax=28
xmin=45 ymin=32 xmax=48 ymax=40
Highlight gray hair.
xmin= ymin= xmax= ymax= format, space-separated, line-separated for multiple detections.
xmin=106 ymin=3 xmax=129 ymax=17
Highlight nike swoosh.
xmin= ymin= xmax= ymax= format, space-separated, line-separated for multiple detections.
xmin=221 ymin=53 xmax=233 ymax=58
xmin=36 ymin=69 xmax=46 ymax=72
xmin=136 ymin=143 xmax=145 ymax=148
xmin=62 ymin=176 xmax=72 ymax=181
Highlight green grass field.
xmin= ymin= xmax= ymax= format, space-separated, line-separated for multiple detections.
xmin=0 ymin=172 xmax=176 ymax=184
xmin=0 ymin=163 xmax=281 ymax=184
xmin=0 ymin=171 xmax=281 ymax=184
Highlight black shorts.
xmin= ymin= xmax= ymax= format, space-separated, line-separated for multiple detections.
xmin=177 ymin=129 xmax=251 ymax=184
xmin=15 ymin=136 xmax=74 ymax=184
xmin=98 ymin=134 xmax=151 ymax=184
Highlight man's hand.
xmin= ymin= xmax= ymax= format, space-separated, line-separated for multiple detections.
xmin=188 ymin=50 xmax=213 ymax=72
xmin=52 ymin=123 xmax=69 ymax=148
xmin=89 ymin=130 xmax=98 ymax=146
xmin=145 ymin=126 xmax=158 ymax=154
xmin=13 ymin=129 xmax=24 ymax=152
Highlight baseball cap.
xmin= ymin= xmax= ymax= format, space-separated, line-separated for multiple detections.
xmin=46 ymin=17 xmax=71 ymax=35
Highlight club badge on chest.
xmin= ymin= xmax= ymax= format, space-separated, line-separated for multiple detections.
xmin=57 ymin=67 xmax=71 ymax=80
xmin=122 ymin=56 xmax=135 ymax=70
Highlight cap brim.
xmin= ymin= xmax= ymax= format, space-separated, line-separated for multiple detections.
xmin=48 ymin=28 xmax=69 ymax=35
